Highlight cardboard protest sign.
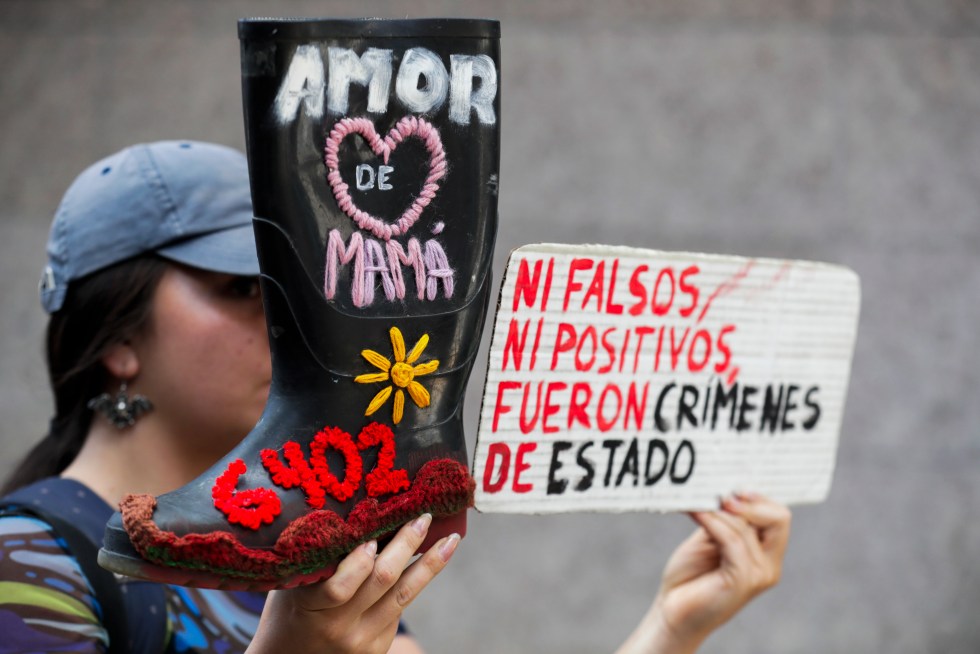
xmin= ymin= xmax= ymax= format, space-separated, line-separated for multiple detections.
xmin=473 ymin=243 xmax=860 ymax=513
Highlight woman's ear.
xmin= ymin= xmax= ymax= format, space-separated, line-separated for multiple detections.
xmin=101 ymin=341 xmax=140 ymax=381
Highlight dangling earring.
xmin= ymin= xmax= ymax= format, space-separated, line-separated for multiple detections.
xmin=87 ymin=381 xmax=153 ymax=429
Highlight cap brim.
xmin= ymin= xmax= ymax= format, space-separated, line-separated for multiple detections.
xmin=156 ymin=223 xmax=260 ymax=276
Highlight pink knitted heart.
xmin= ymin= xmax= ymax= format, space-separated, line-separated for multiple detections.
xmin=325 ymin=116 xmax=447 ymax=241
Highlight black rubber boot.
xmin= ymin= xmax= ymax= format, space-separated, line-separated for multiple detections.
xmin=99 ymin=18 xmax=500 ymax=590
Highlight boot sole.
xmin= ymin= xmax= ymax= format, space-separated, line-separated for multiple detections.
xmin=97 ymin=545 xmax=339 ymax=591
xmin=98 ymin=511 xmax=466 ymax=592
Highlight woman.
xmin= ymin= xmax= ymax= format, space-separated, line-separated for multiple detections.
xmin=0 ymin=141 xmax=790 ymax=654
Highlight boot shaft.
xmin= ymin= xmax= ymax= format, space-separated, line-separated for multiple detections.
xmin=238 ymin=16 xmax=500 ymax=448
xmin=239 ymin=18 xmax=500 ymax=432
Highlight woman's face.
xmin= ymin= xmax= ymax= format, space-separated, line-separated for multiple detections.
xmin=132 ymin=264 xmax=271 ymax=465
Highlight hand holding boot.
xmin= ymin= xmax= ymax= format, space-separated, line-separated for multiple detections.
xmin=616 ymin=493 xmax=792 ymax=654
xmin=248 ymin=514 xmax=458 ymax=654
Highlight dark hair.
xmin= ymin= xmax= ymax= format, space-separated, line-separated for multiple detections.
xmin=2 ymin=256 xmax=169 ymax=495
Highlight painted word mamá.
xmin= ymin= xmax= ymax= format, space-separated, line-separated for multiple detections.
xmin=324 ymin=229 xmax=453 ymax=307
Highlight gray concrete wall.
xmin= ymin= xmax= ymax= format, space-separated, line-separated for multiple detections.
xmin=1 ymin=1 xmax=978 ymax=652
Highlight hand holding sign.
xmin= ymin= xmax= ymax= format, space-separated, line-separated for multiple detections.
xmin=616 ymin=493 xmax=792 ymax=654
xmin=474 ymin=244 xmax=860 ymax=513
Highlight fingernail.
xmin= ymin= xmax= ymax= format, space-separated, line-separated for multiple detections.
xmin=724 ymin=494 xmax=743 ymax=509
xmin=439 ymin=533 xmax=460 ymax=562
xmin=362 ymin=540 xmax=378 ymax=558
xmin=413 ymin=513 xmax=432 ymax=536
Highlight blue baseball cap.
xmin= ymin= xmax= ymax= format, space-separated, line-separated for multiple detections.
xmin=40 ymin=140 xmax=260 ymax=314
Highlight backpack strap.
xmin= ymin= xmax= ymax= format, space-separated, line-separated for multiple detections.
xmin=1 ymin=478 xmax=168 ymax=653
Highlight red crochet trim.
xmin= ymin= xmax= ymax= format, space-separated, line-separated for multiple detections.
xmin=211 ymin=459 xmax=282 ymax=530
xmin=122 ymin=458 xmax=474 ymax=583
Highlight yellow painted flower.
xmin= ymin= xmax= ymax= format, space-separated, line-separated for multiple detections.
xmin=355 ymin=327 xmax=439 ymax=424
